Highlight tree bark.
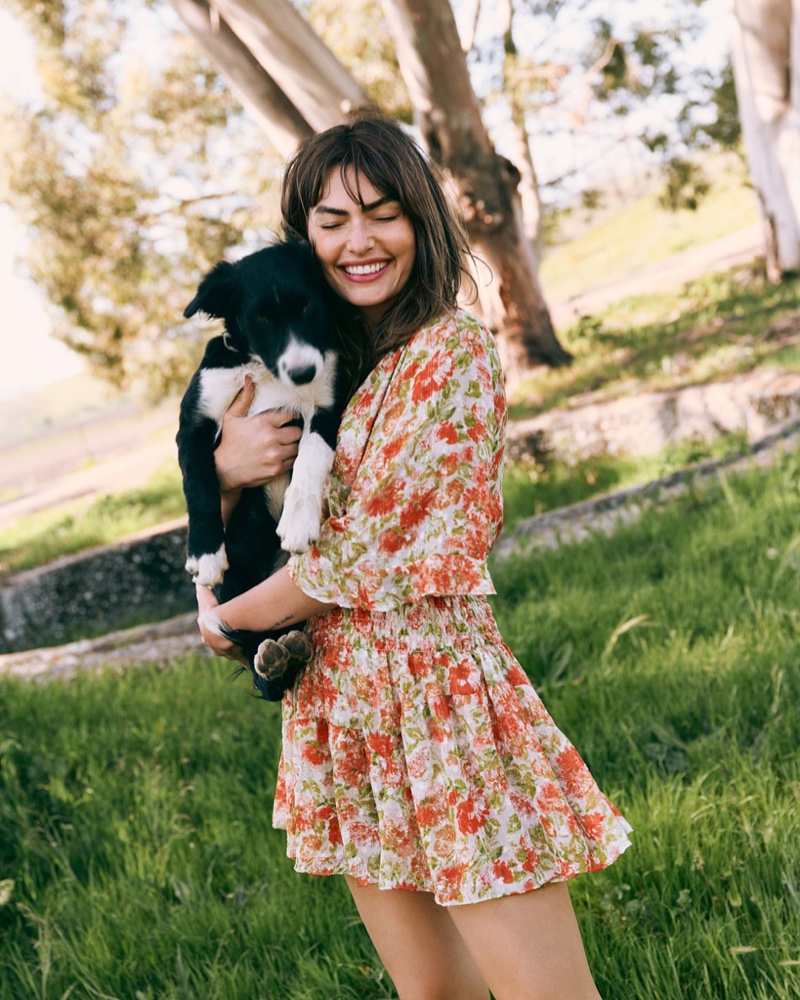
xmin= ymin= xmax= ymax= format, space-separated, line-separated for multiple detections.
xmin=168 ymin=0 xmax=314 ymax=156
xmin=208 ymin=0 xmax=372 ymax=131
xmin=172 ymin=0 xmax=570 ymax=376
xmin=731 ymin=0 xmax=800 ymax=277
xmin=379 ymin=0 xmax=571 ymax=380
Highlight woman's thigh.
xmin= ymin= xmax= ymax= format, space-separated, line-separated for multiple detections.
xmin=344 ymin=876 xmax=490 ymax=1000
xmin=447 ymin=881 xmax=602 ymax=1000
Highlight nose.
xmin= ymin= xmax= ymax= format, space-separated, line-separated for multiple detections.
xmin=287 ymin=364 xmax=317 ymax=385
xmin=347 ymin=218 xmax=374 ymax=253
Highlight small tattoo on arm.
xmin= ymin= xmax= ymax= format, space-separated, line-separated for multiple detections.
xmin=272 ymin=613 xmax=294 ymax=628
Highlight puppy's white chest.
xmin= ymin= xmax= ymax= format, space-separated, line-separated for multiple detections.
xmin=197 ymin=360 xmax=274 ymax=424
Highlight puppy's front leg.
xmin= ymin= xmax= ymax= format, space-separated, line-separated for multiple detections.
xmin=177 ymin=411 xmax=229 ymax=586
xmin=276 ymin=424 xmax=335 ymax=553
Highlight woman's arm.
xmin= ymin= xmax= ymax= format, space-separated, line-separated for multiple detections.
xmin=198 ymin=565 xmax=333 ymax=659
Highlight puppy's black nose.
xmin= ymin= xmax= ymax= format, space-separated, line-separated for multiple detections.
xmin=287 ymin=365 xmax=317 ymax=385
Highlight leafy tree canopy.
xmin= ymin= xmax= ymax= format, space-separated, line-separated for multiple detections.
xmin=0 ymin=0 xmax=738 ymax=393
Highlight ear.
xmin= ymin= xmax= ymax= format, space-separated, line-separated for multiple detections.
xmin=183 ymin=260 xmax=237 ymax=319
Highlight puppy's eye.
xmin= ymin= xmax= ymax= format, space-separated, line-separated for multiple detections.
xmin=302 ymin=301 xmax=312 ymax=314
xmin=256 ymin=315 xmax=270 ymax=324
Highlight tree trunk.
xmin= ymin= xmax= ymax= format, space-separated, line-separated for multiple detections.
xmin=499 ymin=0 xmax=544 ymax=258
xmin=208 ymin=0 xmax=372 ymax=131
xmin=173 ymin=0 xmax=570 ymax=376
xmin=731 ymin=0 xmax=800 ymax=278
xmin=379 ymin=0 xmax=570 ymax=380
xmin=169 ymin=0 xmax=314 ymax=155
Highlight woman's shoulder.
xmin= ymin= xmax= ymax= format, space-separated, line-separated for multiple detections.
xmin=409 ymin=309 xmax=500 ymax=366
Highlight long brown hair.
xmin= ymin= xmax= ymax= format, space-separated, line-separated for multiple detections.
xmin=280 ymin=110 xmax=475 ymax=388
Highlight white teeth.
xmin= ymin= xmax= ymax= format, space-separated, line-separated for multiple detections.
xmin=343 ymin=262 xmax=387 ymax=276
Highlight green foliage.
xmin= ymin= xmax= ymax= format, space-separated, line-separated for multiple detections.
xmin=658 ymin=157 xmax=711 ymax=212
xmin=303 ymin=0 xmax=411 ymax=121
xmin=0 ymin=0 xmax=744 ymax=394
xmin=1 ymin=453 xmax=799 ymax=997
xmin=0 ymin=0 xmax=282 ymax=394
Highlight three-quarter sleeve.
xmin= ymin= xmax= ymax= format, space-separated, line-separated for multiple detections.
xmin=288 ymin=313 xmax=507 ymax=611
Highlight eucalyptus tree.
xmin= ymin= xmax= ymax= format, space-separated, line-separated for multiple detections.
xmin=0 ymin=0 xmax=285 ymax=392
xmin=167 ymin=0 xmax=572 ymax=377
xmin=731 ymin=0 xmax=800 ymax=278
xmin=0 ymin=0 xmax=755 ymax=394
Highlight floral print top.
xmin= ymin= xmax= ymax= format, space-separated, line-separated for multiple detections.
xmin=275 ymin=310 xmax=632 ymax=906
xmin=288 ymin=309 xmax=505 ymax=610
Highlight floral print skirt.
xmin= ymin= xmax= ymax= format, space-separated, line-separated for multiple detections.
xmin=272 ymin=595 xmax=632 ymax=906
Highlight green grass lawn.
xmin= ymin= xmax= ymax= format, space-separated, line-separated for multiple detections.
xmin=540 ymin=155 xmax=759 ymax=303
xmin=511 ymin=268 xmax=800 ymax=419
xmin=1 ymin=448 xmax=798 ymax=998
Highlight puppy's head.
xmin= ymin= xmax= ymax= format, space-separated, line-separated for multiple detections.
xmin=184 ymin=241 xmax=337 ymax=387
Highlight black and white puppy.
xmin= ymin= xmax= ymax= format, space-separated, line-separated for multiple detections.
xmin=177 ymin=240 xmax=345 ymax=700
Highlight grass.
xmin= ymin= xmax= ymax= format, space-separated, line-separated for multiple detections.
xmin=511 ymin=268 xmax=800 ymax=420
xmin=0 ymin=429 xmax=753 ymax=575
xmin=540 ymin=155 xmax=759 ymax=303
xmin=501 ymin=430 xmax=751 ymax=531
xmin=1 ymin=447 xmax=799 ymax=998
xmin=0 ymin=462 xmax=186 ymax=578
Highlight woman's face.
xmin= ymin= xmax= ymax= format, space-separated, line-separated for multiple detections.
xmin=307 ymin=167 xmax=416 ymax=328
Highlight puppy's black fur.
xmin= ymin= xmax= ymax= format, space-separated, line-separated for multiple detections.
xmin=177 ymin=241 xmax=345 ymax=699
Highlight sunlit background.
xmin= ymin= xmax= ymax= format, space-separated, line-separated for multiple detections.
xmin=0 ymin=0 xmax=732 ymax=400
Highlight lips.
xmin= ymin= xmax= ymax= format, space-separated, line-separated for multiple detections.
xmin=340 ymin=260 xmax=390 ymax=280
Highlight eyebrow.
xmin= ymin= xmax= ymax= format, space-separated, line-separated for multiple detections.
xmin=313 ymin=195 xmax=397 ymax=217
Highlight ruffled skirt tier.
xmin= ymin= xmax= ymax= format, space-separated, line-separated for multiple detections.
xmin=273 ymin=596 xmax=631 ymax=906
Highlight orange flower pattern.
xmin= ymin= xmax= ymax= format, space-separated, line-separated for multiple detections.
xmin=275 ymin=311 xmax=632 ymax=906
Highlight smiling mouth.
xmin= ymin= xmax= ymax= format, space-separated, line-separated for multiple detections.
xmin=341 ymin=261 xmax=390 ymax=277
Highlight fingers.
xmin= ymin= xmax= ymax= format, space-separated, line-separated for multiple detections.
xmin=197 ymin=608 xmax=247 ymax=665
xmin=225 ymin=375 xmax=256 ymax=420
xmin=260 ymin=409 xmax=304 ymax=439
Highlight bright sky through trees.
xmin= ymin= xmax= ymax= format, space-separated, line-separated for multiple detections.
xmin=0 ymin=0 xmax=732 ymax=399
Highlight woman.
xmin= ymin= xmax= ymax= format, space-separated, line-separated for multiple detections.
xmin=198 ymin=111 xmax=632 ymax=1000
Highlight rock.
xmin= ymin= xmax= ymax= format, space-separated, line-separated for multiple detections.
xmin=507 ymin=369 xmax=800 ymax=464
xmin=0 ymin=519 xmax=193 ymax=654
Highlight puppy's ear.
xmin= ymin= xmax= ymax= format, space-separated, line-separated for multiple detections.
xmin=183 ymin=260 xmax=236 ymax=319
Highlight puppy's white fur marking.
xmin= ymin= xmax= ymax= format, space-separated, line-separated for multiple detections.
xmin=198 ymin=609 xmax=227 ymax=638
xmin=198 ymin=359 xmax=270 ymax=425
xmin=277 ymin=431 xmax=335 ymax=552
xmin=278 ymin=336 xmax=324 ymax=385
xmin=186 ymin=544 xmax=229 ymax=586
xmin=197 ymin=351 xmax=337 ymax=429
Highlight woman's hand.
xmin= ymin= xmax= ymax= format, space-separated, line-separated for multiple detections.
xmin=196 ymin=584 xmax=246 ymax=665
xmin=215 ymin=377 xmax=302 ymax=494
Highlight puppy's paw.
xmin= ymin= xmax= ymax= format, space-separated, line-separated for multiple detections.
xmin=276 ymin=487 xmax=323 ymax=553
xmin=186 ymin=544 xmax=228 ymax=586
xmin=254 ymin=638 xmax=291 ymax=680
xmin=278 ymin=630 xmax=313 ymax=664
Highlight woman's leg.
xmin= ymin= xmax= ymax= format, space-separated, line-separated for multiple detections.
xmin=345 ymin=876 xmax=490 ymax=1000
xmin=447 ymin=881 xmax=602 ymax=1000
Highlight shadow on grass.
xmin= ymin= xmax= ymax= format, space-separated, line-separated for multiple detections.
xmin=510 ymin=269 xmax=800 ymax=420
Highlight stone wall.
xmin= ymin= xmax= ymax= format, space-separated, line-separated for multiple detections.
xmin=506 ymin=369 xmax=800 ymax=464
xmin=0 ymin=520 xmax=193 ymax=653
